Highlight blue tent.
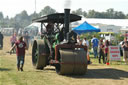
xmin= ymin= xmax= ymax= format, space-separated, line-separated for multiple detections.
xmin=72 ymin=21 xmax=100 ymax=35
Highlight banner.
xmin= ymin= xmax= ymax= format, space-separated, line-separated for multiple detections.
xmin=109 ymin=46 xmax=121 ymax=61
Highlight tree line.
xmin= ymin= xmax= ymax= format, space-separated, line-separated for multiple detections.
xmin=0 ymin=6 xmax=128 ymax=31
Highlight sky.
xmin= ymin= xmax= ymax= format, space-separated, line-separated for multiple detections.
xmin=0 ymin=0 xmax=128 ymax=18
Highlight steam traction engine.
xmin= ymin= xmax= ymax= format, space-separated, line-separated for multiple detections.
xmin=32 ymin=9 xmax=88 ymax=75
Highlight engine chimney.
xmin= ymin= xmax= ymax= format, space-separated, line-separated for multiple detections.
xmin=64 ymin=9 xmax=70 ymax=40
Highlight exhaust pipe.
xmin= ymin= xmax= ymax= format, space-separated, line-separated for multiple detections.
xmin=64 ymin=9 xmax=70 ymax=40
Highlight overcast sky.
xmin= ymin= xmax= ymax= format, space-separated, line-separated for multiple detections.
xmin=0 ymin=0 xmax=128 ymax=18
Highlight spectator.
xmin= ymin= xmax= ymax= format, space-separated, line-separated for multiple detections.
xmin=0 ymin=32 xmax=4 ymax=49
xmin=122 ymin=37 xmax=128 ymax=64
xmin=98 ymin=39 xmax=105 ymax=64
xmin=77 ymin=35 xmax=81 ymax=44
xmin=83 ymin=37 xmax=89 ymax=47
xmin=104 ymin=40 xmax=110 ymax=63
xmin=76 ymin=39 xmax=84 ymax=50
xmin=91 ymin=35 xmax=99 ymax=58
xmin=83 ymin=37 xmax=92 ymax=64
xmin=10 ymin=33 xmax=17 ymax=53
xmin=10 ymin=36 xmax=27 ymax=71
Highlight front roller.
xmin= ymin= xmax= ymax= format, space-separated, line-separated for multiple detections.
xmin=56 ymin=49 xmax=87 ymax=75
xmin=32 ymin=39 xmax=49 ymax=69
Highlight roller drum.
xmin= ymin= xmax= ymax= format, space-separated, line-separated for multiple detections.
xmin=56 ymin=49 xmax=87 ymax=75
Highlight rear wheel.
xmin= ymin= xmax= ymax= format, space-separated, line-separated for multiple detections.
xmin=32 ymin=40 xmax=49 ymax=69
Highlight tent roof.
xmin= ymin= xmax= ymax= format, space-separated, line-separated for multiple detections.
xmin=72 ymin=21 xmax=100 ymax=35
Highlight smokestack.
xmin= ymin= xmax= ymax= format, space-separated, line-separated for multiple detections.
xmin=64 ymin=9 xmax=70 ymax=40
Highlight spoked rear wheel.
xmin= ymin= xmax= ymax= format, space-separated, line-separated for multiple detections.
xmin=32 ymin=40 xmax=49 ymax=69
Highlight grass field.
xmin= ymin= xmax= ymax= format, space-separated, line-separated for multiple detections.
xmin=0 ymin=36 xmax=128 ymax=85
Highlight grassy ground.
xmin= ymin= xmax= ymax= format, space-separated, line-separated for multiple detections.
xmin=0 ymin=36 xmax=128 ymax=85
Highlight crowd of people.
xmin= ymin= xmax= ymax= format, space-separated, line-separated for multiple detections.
xmin=77 ymin=35 xmax=128 ymax=65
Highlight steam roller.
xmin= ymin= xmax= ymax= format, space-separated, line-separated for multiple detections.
xmin=32 ymin=9 xmax=88 ymax=75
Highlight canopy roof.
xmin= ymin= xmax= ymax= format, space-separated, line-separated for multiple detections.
xmin=72 ymin=21 xmax=100 ymax=35
xmin=32 ymin=13 xmax=81 ymax=23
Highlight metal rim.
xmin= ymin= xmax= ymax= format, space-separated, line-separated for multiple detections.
xmin=32 ymin=40 xmax=38 ymax=66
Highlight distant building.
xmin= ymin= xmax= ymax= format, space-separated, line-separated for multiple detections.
xmin=71 ymin=18 xmax=128 ymax=34
xmin=86 ymin=18 xmax=128 ymax=33
xmin=0 ymin=28 xmax=15 ymax=36
xmin=99 ymin=25 xmax=121 ymax=33
xmin=120 ymin=27 xmax=128 ymax=33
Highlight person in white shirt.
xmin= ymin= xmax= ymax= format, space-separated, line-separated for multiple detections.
xmin=77 ymin=35 xmax=80 ymax=44
xmin=82 ymin=37 xmax=92 ymax=64
xmin=82 ymin=37 xmax=89 ymax=47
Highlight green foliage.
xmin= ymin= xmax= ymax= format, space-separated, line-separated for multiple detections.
xmin=72 ymin=8 xmax=85 ymax=16
xmin=0 ymin=12 xmax=4 ymax=20
xmin=81 ymin=32 xmax=100 ymax=39
xmin=39 ymin=6 xmax=56 ymax=16
xmin=115 ymin=33 xmax=124 ymax=42
xmin=85 ymin=8 xmax=126 ymax=19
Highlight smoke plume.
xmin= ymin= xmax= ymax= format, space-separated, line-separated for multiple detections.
xmin=64 ymin=0 xmax=71 ymax=9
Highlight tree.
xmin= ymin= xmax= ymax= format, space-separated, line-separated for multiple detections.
xmin=86 ymin=10 xmax=96 ymax=18
xmin=30 ymin=12 xmax=40 ymax=20
xmin=14 ymin=10 xmax=31 ymax=29
xmin=126 ymin=14 xmax=128 ymax=19
xmin=0 ymin=12 xmax=4 ymax=20
xmin=39 ymin=6 xmax=56 ymax=16
xmin=105 ymin=8 xmax=126 ymax=19
xmin=72 ymin=8 xmax=87 ymax=17
xmin=106 ymin=8 xmax=115 ymax=18
xmin=83 ymin=11 xmax=87 ymax=17
xmin=72 ymin=8 xmax=83 ymax=15
xmin=0 ymin=12 xmax=4 ymax=28
xmin=114 ymin=11 xmax=125 ymax=19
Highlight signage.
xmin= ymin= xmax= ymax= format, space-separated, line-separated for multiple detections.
xmin=109 ymin=46 xmax=121 ymax=61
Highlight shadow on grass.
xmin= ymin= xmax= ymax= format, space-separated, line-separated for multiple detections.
xmin=33 ymin=67 xmax=55 ymax=73
xmin=66 ymin=68 xmax=128 ymax=80
xmin=0 ymin=68 xmax=11 ymax=71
